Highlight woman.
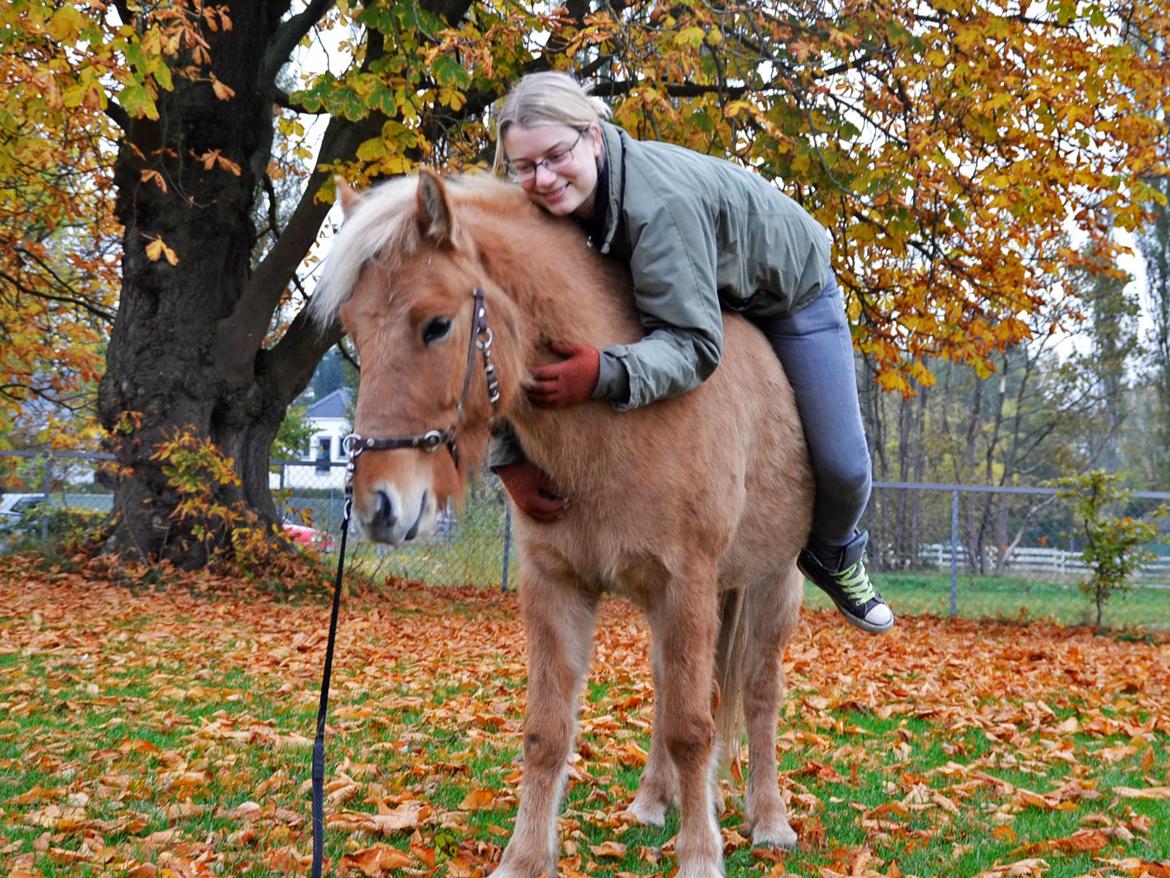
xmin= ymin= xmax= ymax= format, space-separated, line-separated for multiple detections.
xmin=490 ymin=71 xmax=892 ymax=634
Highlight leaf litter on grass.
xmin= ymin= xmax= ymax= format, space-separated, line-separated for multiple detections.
xmin=1 ymin=555 xmax=1168 ymax=877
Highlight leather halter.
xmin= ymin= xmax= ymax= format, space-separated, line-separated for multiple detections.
xmin=342 ymin=288 xmax=500 ymax=492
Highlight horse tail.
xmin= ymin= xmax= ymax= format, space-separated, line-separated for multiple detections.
xmin=713 ymin=586 xmax=748 ymax=774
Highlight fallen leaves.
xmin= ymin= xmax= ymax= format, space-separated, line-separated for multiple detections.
xmin=0 ymin=558 xmax=1167 ymax=876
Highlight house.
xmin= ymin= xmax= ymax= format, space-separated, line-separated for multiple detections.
xmin=271 ymin=388 xmax=352 ymax=490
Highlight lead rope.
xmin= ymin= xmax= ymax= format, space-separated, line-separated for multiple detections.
xmin=311 ymin=496 xmax=352 ymax=878
xmin=309 ymin=288 xmax=498 ymax=876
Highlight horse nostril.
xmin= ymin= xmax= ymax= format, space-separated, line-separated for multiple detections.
xmin=375 ymin=489 xmax=396 ymax=527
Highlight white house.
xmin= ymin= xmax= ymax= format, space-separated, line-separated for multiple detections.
xmin=272 ymin=388 xmax=352 ymax=490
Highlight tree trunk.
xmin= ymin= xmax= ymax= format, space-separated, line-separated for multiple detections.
xmin=96 ymin=2 xmax=335 ymax=566
xmin=93 ymin=0 xmax=481 ymax=567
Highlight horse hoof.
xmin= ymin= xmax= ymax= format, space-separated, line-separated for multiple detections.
xmin=752 ymin=822 xmax=797 ymax=851
xmin=627 ymin=795 xmax=668 ymax=827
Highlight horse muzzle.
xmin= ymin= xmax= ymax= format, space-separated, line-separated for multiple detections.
xmin=354 ymin=484 xmax=434 ymax=545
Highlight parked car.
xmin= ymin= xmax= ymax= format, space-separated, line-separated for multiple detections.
xmin=0 ymin=493 xmax=46 ymax=528
xmin=281 ymin=521 xmax=337 ymax=551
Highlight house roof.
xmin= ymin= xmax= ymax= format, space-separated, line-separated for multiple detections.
xmin=307 ymin=388 xmax=352 ymax=420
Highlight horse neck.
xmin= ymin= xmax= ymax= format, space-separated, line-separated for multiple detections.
xmin=474 ymin=208 xmax=638 ymax=357
xmin=468 ymin=206 xmax=640 ymax=480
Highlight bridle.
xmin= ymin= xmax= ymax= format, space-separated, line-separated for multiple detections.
xmin=312 ymin=286 xmax=501 ymax=878
xmin=341 ymin=286 xmax=501 ymax=487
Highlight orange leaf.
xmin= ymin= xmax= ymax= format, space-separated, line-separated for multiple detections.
xmin=590 ymin=841 xmax=628 ymax=858
xmin=139 ymin=168 xmax=167 ymax=193
xmin=211 ymin=75 xmax=235 ymax=100
xmin=339 ymin=844 xmax=413 ymax=876
xmin=1114 ymin=786 xmax=1170 ymax=800
xmin=458 ymin=788 xmax=497 ymax=810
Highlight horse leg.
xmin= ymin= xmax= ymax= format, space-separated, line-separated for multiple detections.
xmin=628 ymin=634 xmax=679 ymax=826
xmin=743 ymin=565 xmax=803 ymax=849
xmin=656 ymin=562 xmax=724 ymax=878
xmin=492 ymin=563 xmax=597 ymax=878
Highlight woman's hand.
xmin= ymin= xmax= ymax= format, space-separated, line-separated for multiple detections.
xmin=495 ymin=461 xmax=569 ymax=522
xmin=527 ymin=341 xmax=600 ymax=408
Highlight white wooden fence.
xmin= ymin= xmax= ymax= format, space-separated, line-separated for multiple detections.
xmin=914 ymin=543 xmax=1170 ymax=587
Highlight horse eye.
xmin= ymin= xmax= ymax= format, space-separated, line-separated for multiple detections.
xmin=422 ymin=316 xmax=452 ymax=345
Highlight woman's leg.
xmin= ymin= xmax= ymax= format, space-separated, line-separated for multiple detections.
xmin=751 ymin=273 xmax=893 ymax=633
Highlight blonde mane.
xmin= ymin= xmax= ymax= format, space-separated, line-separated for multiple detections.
xmin=310 ymin=174 xmax=523 ymax=325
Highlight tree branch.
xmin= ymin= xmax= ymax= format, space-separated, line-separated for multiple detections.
xmin=261 ymin=0 xmax=338 ymax=92
xmin=105 ymin=102 xmax=132 ymax=134
xmin=273 ymin=87 xmax=321 ymax=115
xmin=264 ymin=307 xmax=344 ymax=407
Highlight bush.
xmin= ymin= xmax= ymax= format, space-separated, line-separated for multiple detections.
xmin=1 ymin=504 xmax=106 ymax=551
xmin=1053 ymin=471 xmax=1168 ymax=631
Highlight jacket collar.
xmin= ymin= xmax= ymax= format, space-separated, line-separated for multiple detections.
xmin=594 ymin=121 xmax=625 ymax=255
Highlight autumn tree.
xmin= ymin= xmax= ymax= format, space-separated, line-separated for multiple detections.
xmin=9 ymin=0 xmax=1168 ymax=566
xmin=0 ymin=5 xmax=118 ymax=451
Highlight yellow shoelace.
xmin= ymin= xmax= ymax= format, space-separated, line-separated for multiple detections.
xmin=837 ymin=561 xmax=875 ymax=602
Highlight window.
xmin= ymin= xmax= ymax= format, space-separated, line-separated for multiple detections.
xmin=315 ymin=436 xmax=332 ymax=473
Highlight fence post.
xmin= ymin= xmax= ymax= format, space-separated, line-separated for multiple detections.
xmin=949 ymin=489 xmax=959 ymax=618
xmin=501 ymin=501 xmax=512 ymax=592
xmin=40 ymin=452 xmax=52 ymax=544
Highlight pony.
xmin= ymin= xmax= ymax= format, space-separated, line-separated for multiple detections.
xmin=311 ymin=170 xmax=815 ymax=878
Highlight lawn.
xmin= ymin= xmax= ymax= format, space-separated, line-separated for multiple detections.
xmin=803 ymin=572 xmax=1170 ymax=631
xmin=1 ymin=556 xmax=1168 ymax=877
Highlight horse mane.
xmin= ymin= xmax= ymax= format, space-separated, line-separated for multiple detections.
xmin=310 ymin=173 xmax=528 ymax=326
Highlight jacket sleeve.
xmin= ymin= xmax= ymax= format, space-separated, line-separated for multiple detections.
xmin=594 ymin=198 xmax=724 ymax=411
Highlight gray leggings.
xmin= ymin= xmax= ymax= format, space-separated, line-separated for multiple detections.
xmin=749 ymin=273 xmax=872 ymax=549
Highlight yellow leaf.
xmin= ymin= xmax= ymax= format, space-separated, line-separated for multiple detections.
xmin=145 ymin=238 xmax=179 ymax=266
xmin=49 ymin=7 xmax=86 ymax=41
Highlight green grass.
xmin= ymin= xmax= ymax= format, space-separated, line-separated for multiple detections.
xmin=803 ymin=570 xmax=1170 ymax=630
xmin=4 ymin=568 xmax=1167 ymax=877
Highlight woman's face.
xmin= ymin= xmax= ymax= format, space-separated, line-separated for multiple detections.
xmin=501 ymin=123 xmax=602 ymax=220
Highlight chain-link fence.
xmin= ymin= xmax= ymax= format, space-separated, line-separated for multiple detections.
xmin=4 ymin=450 xmax=1169 ymax=623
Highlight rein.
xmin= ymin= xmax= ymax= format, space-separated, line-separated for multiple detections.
xmin=310 ymin=287 xmax=500 ymax=877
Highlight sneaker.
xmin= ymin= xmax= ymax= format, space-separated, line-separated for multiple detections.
xmin=798 ymin=531 xmax=894 ymax=634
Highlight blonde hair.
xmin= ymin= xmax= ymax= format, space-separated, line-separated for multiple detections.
xmin=492 ymin=72 xmax=612 ymax=174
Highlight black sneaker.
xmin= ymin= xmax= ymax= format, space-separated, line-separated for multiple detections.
xmin=798 ymin=531 xmax=894 ymax=634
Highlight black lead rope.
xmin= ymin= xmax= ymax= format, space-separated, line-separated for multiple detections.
xmin=311 ymin=498 xmax=351 ymax=878
xmin=309 ymin=289 xmax=499 ymax=875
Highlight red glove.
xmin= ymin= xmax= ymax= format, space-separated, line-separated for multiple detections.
xmin=495 ymin=461 xmax=569 ymax=522
xmin=527 ymin=342 xmax=600 ymax=409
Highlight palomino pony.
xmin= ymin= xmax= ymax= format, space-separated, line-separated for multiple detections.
xmin=312 ymin=170 xmax=814 ymax=878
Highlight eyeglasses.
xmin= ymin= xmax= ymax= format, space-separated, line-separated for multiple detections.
xmin=504 ymin=130 xmax=585 ymax=183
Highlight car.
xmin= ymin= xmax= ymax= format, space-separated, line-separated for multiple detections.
xmin=0 ymin=493 xmax=46 ymax=526
xmin=281 ymin=521 xmax=338 ymax=551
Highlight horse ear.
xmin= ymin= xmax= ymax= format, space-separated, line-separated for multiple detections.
xmin=416 ymin=168 xmax=458 ymax=247
xmin=335 ymin=176 xmax=362 ymax=214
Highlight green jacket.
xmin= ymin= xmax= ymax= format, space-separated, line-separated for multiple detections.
xmin=590 ymin=121 xmax=832 ymax=411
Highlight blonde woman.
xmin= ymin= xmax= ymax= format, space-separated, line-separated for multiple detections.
xmin=490 ymin=71 xmax=892 ymax=634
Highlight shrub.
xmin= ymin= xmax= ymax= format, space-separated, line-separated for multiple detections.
xmin=1053 ymin=471 xmax=1167 ymax=631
